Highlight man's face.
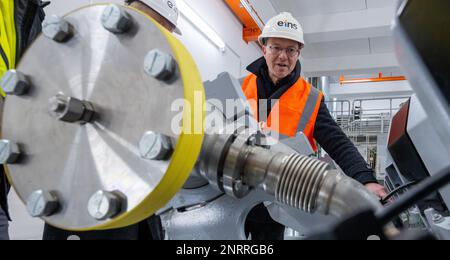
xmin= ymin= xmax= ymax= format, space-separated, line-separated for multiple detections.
xmin=263 ymin=38 xmax=301 ymax=83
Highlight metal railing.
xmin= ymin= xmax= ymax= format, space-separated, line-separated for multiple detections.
xmin=326 ymin=97 xmax=410 ymax=135
xmin=325 ymin=97 xmax=411 ymax=177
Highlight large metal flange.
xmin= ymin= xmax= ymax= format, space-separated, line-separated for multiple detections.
xmin=2 ymin=4 xmax=205 ymax=231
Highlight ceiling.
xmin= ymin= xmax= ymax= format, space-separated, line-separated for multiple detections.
xmin=247 ymin=0 xmax=401 ymax=79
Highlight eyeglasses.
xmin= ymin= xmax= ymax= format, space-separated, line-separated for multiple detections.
xmin=267 ymin=45 xmax=300 ymax=58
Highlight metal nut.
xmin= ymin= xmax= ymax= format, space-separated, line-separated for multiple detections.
xmin=48 ymin=94 xmax=95 ymax=124
xmin=88 ymin=191 xmax=122 ymax=221
xmin=139 ymin=131 xmax=172 ymax=161
xmin=433 ymin=213 xmax=444 ymax=223
xmin=0 ymin=70 xmax=30 ymax=95
xmin=144 ymin=49 xmax=177 ymax=82
xmin=26 ymin=190 xmax=60 ymax=218
xmin=101 ymin=4 xmax=133 ymax=34
xmin=42 ymin=15 xmax=73 ymax=42
xmin=233 ymin=180 xmax=243 ymax=191
xmin=0 ymin=140 xmax=21 ymax=164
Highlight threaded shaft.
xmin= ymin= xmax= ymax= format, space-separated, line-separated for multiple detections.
xmin=275 ymin=154 xmax=329 ymax=212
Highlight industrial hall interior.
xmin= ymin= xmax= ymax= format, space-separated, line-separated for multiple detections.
xmin=0 ymin=0 xmax=449 ymax=241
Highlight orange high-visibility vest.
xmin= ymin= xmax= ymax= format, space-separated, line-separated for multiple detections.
xmin=242 ymin=74 xmax=323 ymax=151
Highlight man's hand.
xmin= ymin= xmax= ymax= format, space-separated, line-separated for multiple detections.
xmin=365 ymin=183 xmax=388 ymax=199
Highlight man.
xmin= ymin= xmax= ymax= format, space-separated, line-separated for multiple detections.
xmin=243 ymin=12 xmax=387 ymax=196
xmin=243 ymin=12 xmax=387 ymax=239
xmin=42 ymin=0 xmax=179 ymax=240
xmin=1 ymin=0 xmax=48 ymax=240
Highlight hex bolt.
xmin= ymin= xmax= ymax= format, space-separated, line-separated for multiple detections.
xmin=0 ymin=140 xmax=21 ymax=164
xmin=48 ymin=94 xmax=95 ymax=124
xmin=0 ymin=70 xmax=30 ymax=96
xmin=101 ymin=4 xmax=133 ymax=34
xmin=233 ymin=180 xmax=243 ymax=191
xmin=139 ymin=131 xmax=173 ymax=161
xmin=42 ymin=15 xmax=74 ymax=42
xmin=26 ymin=190 xmax=60 ymax=218
xmin=88 ymin=191 xmax=122 ymax=221
xmin=144 ymin=49 xmax=177 ymax=82
xmin=433 ymin=213 xmax=444 ymax=223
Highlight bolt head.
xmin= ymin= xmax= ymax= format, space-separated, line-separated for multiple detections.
xmin=234 ymin=180 xmax=243 ymax=191
xmin=101 ymin=4 xmax=132 ymax=33
xmin=42 ymin=15 xmax=73 ymax=42
xmin=139 ymin=131 xmax=172 ymax=161
xmin=433 ymin=213 xmax=444 ymax=223
xmin=144 ymin=49 xmax=177 ymax=81
xmin=88 ymin=191 xmax=122 ymax=221
xmin=0 ymin=140 xmax=20 ymax=164
xmin=26 ymin=190 xmax=59 ymax=218
xmin=48 ymin=94 xmax=69 ymax=119
xmin=0 ymin=70 xmax=30 ymax=95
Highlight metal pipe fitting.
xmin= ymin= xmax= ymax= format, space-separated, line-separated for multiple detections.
xmin=48 ymin=94 xmax=95 ymax=124
xmin=199 ymin=131 xmax=381 ymax=217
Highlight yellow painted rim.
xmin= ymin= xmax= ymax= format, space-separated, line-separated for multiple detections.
xmin=92 ymin=5 xmax=205 ymax=230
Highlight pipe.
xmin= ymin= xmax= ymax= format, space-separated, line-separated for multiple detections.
xmin=198 ymin=129 xmax=382 ymax=219
xmin=243 ymin=148 xmax=382 ymax=217
xmin=340 ymin=73 xmax=406 ymax=85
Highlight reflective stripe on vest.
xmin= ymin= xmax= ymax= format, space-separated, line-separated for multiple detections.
xmin=242 ymin=74 xmax=323 ymax=151
xmin=0 ymin=0 xmax=17 ymax=97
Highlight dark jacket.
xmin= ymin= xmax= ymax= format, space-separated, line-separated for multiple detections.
xmin=246 ymin=57 xmax=377 ymax=185
xmin=0 ymin=0 xmax=48 ymax=220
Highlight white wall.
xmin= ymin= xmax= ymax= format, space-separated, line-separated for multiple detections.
xmin=44 ymin=0 xmax=262 ymax=81
xmin=329 ymin=80 xmax=414 ymax=99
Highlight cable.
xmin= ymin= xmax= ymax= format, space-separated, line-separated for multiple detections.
xmin=380 ymin=181 xmax=419 ymax=205
xmin=376 ymin=166 xmax=450 ymax=225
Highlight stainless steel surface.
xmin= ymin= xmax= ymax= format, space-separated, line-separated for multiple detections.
xmin=42 ymin=15 xmax=74 ymax=42
xmin=315 ymin=170 xmax=381 ymax=217
xmin=275 ymin=154 xmax=329 ymax=212
xmin=48 ymin=94 xmax=95 ymax=124
xmin=144 ymin=49 xmax=177 ymax=82
xmin=0 ymin=70 xmax=30 ymax=96
xmin=101 ymin=4 xmax=133 ymax=34
xmin=196 ymin=129 xmax=234 ymax=192
xmin=200 ymin=127 xmax=381 ymax=217
xmin=0 ymin=140 xmax=20 ymax=164
xmin=87 ymin=190 xmax=123 ymax=220
xmin=267 ymin=202 xmax=336 ymax=237
xmin=26 ymin=190 xmax=59 ymax=218
xmin=243 ymin=145 xmax=381 ymax=216
xmin=138 ymin=131 xmax=172 ymax=161
xmin=222 ymin=134 xmax=252 ymax=198
xmin=3 ymin=5 xmax=185 ymax=230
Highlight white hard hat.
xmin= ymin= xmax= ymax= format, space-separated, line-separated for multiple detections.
xmin=258 ymin=12 xmax=305 ymax=47
xmin=135 ymin=0 xmax=180 ymax=33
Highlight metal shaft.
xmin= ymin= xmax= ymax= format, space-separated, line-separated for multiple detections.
xmin=199 ymin=130 xmax=381 ymax=217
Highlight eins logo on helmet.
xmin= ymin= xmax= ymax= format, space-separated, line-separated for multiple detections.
xmin=277 ymin=20 xmax=298 ymax=30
